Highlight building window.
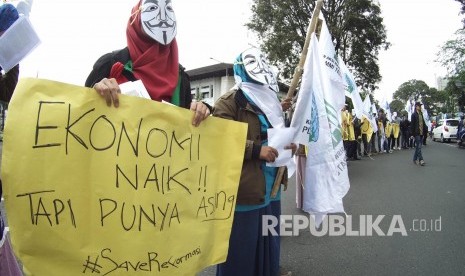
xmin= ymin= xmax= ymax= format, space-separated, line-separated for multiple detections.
xmin=199 ymin=85 xmax=212 ymax=100
xmin=191 ymin=87 xmax=198 ymax=100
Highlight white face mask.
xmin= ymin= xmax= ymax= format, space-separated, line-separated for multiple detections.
xmin=241 ymin=48 xmax=279 ymax=93
xmin=140 ymin=0 xmax=177 ymax=45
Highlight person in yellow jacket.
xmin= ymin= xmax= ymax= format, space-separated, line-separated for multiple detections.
xmin=377 ymin=117 xmax=385 ymax=153
xmin=391 ymin=112 xmax=401 ymax=150
xmin=342 ymin=107 xmax=350 ymax=151
xmin=361 ymin=116 xmax=372 ymax=156
xmin=385 ymin=120 xmax=394 ymax=153
xmin=341 ymin=107 xmax=359 ymax=160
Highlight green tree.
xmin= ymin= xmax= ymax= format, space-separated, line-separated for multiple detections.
xmin=455 ymin=0 xmax=465 ymax=27
xmin=392 ymin=79 xmax=444 ymax=116
xmin=393 ymin=80 xmax=430 ymax=102
xmin=428 ymin=88 xmax=449 ymax=116
xmin=443 ymin=72 xmax=465 ymax=112
xmin=246 ymin=0 xmax=390 ymax=92
xmin=436 ymin=29 xmax=465 ymax=76
xmin=389 ymin=99 xmax=404 ymax=115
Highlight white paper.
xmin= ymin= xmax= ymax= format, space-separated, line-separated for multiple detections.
xmin=119 ymin=80 xmax=151 ymax=99
xmin=266 ymin=127 xmax=295 ymax=167
xmin=0 ymin=16 xmax=41 ymax=73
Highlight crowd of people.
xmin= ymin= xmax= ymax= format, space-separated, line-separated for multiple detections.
xmin=1 ymin=0 xmax=295 ymax=275
xmin=341 ymin=102 xmax=429 ymax=166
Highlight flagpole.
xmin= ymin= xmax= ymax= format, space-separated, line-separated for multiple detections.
xmin=285 ymin=0 xmax=324 ymax=101
xmin=272 ymin=0 xmax=324 ymax=206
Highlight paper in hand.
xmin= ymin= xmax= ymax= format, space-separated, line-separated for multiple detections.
xmin=266 ymin=128 xmax=295 ymax=167
xmin=119 ymin=80 xmax=151 ymax=99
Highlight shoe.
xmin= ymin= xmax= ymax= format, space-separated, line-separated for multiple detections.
xmin=280 ymin=266 xmax=292 ymax=276
xmin=389 ymin=150 xmax=393 ymax=153
xmin=413 ymin=160 xmax=419 ymax=165
xmin=420 ymin=160 xmax=425 ymax=166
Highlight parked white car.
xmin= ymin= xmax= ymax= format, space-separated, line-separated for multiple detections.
xmin=432 ymin=119 xmax=459 ymax=142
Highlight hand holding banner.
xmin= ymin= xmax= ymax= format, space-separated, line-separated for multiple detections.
xmin=1 ymin=78 xmax=247 ymax=276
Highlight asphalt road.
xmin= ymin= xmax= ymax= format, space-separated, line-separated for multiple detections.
xmin=200 ymin=140 xmax=465 ymax=276
xmin=2 ymin=140 xmax=465 ymax=275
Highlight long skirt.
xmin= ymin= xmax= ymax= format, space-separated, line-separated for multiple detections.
xmin=216 ymin=201 xmax=281 ymax=276
xmin=0 ymin=219 xmax=23 ymax=276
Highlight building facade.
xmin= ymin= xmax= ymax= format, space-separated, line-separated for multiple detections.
xmin=186 ymin=63 xmax=235 ymax=106
xmin=186 ymin=63 xmax=289 ymax=107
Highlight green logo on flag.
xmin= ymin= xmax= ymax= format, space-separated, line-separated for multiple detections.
xmin=324 ymin=100 xmax=343 ymax=148
xmin=344 ymin=74 xmax=355 ymax=94
xmin=309 ymin=94 xmax=319 ymax=142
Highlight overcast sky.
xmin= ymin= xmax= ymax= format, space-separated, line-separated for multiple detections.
xmin=13 ymin=0 xmax=464 ymax=102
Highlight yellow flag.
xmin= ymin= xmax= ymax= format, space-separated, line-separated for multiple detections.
xmin=2 ymin=79 xmax=247 ymax=276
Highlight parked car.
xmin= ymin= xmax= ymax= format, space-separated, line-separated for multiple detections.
xmin=432 ymin=119 xmax=459 ymax=142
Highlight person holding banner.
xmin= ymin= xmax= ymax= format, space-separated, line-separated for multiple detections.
xmin=85 ymin=0 xmax=210 ymax=126
xmin=213 ymin=47 xmax=295 ymax=276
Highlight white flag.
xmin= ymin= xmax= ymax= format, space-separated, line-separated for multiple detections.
xmin=363 ymin=96 xmax=378 ymax=132
xmin=318 ymin=15 xmax=346 ymax=114
xmin=421 ymin=101 xmax=431 ymax=130
xmin=383 ymin=99 xmax=392 ymax=122
xmin=339 ymin=57 xmax=364 ymax=119
xmin=404 ymin=99 xmax=414 ymax=121
xmin=290 ymin=34 xmax=321 ymax=145
xmin=292 ymin=27 xmax=350 ymax=226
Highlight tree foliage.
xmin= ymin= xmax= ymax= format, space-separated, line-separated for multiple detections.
xmin=436 ymin=29 xmax=465 ymax=76
xmin=246 ymin=0 xmax=390 ymax=92
xmin=393 ymin=80 xmax=430 ymax=102
xmin=436 ymin=2 xmax=465 ymax=113
xmin=442 ymin=71 xmax=465 ymax=112
xmin=455 ymin=0 xmax=465 ymax=27
xmin=389 ymin=99 xmax=404 ymax=115
xmin=392 ymin=79 xmax=446 ymax=116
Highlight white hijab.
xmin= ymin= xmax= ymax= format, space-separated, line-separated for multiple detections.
xmin=235 ymin=80 xmax=285 ymax=129
xmin=234 ymin=47 xmax=284 ymax=128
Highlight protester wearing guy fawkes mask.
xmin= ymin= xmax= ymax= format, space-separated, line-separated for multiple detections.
xmin=213 ymin=48 xmax=295 ymax=276
xmin=86 ymin=0 xmax=210 ymax=127
xmin=140 ymin=0 xmax=176 ymax=45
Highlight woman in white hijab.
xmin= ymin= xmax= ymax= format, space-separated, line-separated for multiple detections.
xmin=213 ymin=48 xmax=294 ymax=276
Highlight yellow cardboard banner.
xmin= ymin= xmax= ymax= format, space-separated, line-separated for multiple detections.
xmin=1 ymin=78 xmax=247 ymax=276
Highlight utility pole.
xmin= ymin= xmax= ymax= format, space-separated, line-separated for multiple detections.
xmin=209 ymin=57 xmax=228 ymax=78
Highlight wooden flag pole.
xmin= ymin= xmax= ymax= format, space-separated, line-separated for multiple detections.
xmin=285 ymin=0 xmax=324 ymax=101
xmin=272 ymin=0 xmax=324 ymax=200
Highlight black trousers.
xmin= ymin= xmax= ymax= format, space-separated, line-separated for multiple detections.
xmin=362 ymin=134 xmax=371 ymax=155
